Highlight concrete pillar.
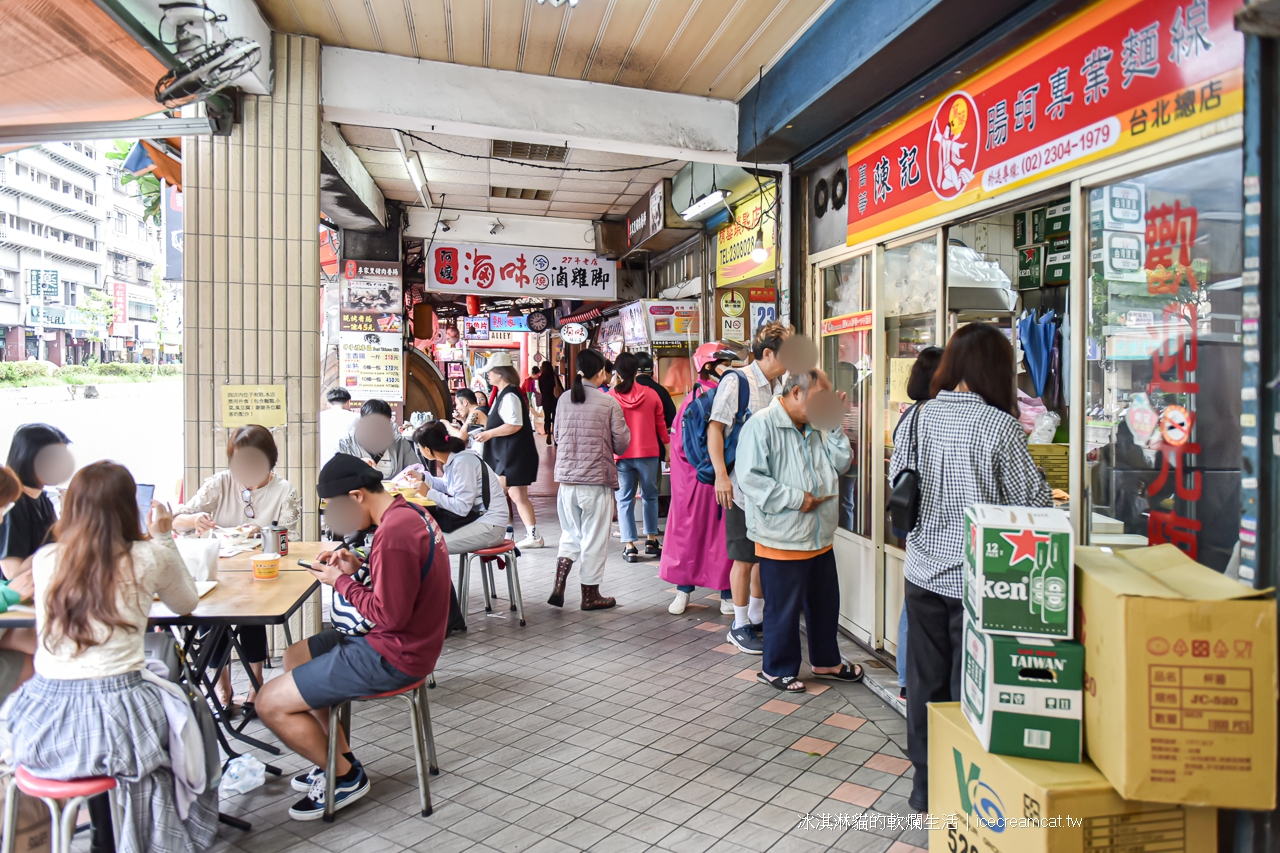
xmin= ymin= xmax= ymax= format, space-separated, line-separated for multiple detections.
xmin=184 ymin=33 xmax=322 ymax=540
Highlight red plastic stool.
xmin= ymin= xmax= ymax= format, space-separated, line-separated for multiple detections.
xmin=323 ymin=678 xmax=438 ymax=822
xmin=2 ymin=767 xmax=119 ymax=853
xmin=457 ymin=540 xmax=526 ymax=628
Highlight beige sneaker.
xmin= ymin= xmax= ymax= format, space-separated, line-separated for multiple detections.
xmin=668 ymin=591 xmax=690 ymax=615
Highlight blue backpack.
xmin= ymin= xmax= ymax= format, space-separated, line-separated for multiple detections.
xmin=681 ymin=370 xmax=752 ymax=485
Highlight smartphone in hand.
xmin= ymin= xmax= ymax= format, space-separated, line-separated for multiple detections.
xmin=135 ymin=484 xmax=155 ymax=534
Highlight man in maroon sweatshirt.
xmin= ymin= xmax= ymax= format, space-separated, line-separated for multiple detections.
xmin=256 ymin=454 xmax=450 ymax=820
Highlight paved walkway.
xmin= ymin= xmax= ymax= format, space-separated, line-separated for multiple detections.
xmin=182 ymin=490 xmax=928 ymax=853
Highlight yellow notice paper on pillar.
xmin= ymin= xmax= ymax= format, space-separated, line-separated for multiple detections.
xmin=221 ymin=384 xmax=287 ymax=428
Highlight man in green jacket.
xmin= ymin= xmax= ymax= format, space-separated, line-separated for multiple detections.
xmin=736 ymin=368 xmax=865 ymax=693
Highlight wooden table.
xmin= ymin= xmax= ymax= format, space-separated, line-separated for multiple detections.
xmin=154 ymin=572 xmax=319 ymax=782
xmin=216 ymin=541 xmax=334 ymax=572
xmin=0 ymin=609 xmax=35 ymax=629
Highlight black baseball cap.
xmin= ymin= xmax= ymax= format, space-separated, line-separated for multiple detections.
xmin=317 ymin=453 xmax=384 ymax=499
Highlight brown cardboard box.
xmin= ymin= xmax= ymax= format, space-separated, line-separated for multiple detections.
xmin=0 ymin=786 xmax=51 ymax=853
xmin=1076 ymin=544 xmax=1278 ymax=809
xmin=929 ymin=703 xmax=1216 ymax=853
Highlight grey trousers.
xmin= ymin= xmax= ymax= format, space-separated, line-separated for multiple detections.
xmin=444 ymin=521 xmax=507 ymax=554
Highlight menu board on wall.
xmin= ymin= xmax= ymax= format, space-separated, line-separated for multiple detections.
xmin=339 ymin=331 xmax=403 ymax=402
xmin=339 ymin=261 xmax=403 ymax=402
xmin=340 ymin=261 xmax=403 ymax=333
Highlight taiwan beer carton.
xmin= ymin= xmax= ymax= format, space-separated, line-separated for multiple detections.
xmin=1044 ymin=236 xmax=1071 ymax=285
xmin=1013 ymin=210 xmax=1032 ymax=247
xmin=1044 ymin=197 xmax=1071 ymax=236
xmin=1016 ymin=245 xmax=1043 ymax=290
xmin=1031 ymin=206 xmax=1047 ymax=243
xmin=1088 ymin=182 xmax=1146 ymax=232
xmin=963 ymin=505 xmax=1074 ymax=639
xmin=1089 ymin=230 xmax=1146 ymax=283
xmin=962 ymin=615 xmax=1084 ymax=762
xmin=930 ymin=703 xmax=1217 ymax=853
xmin=1075 ymin=544 xmax=1278 ymax=810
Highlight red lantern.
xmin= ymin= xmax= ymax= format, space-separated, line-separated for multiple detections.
xmin=466 ymin=295 xmax=481 ymax=316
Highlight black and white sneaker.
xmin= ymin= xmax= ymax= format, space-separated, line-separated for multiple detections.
xmin=288 ymin=765 xmax=370 ymax=821
xmin=291 ymin=756 xmax=361 ymax=793
xmin=727 ymin=625 xmax=763 ymax=655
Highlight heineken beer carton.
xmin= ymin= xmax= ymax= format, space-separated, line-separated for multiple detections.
xmin=963 ymin=505 xmax=1074 ymax=639
xmin=962 ymin=615 xmax=1084 ymax=762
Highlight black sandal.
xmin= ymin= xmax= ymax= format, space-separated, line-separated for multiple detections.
xmin=622 ymin=545 xmax=640 ymax=563
xmin=757 ymin=672 xmax=806 ymax=692
xmin=812 ymin=662 xmax=865 ymax=683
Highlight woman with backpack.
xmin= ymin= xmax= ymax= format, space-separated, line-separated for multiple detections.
xmin=548 ymin=349 xmax=631 ymax=610
xmin=608 ymin=352 xmax=670 ymax=562
xmin=410 ymin=422 xmax=509 ymax=553
xmin=662 ymin=343 xmax=736 ymax=615
xmin=889 ymin=323 xmax=1050 ymax=812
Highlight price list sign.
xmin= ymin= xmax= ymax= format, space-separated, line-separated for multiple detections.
xmin=339 ymin=331 xmax=404 ymax=402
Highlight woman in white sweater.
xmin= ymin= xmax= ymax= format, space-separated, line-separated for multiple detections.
xmin=1 ymin=461 xmax=217 ymax=853
xmin=173 ymin=424 xmax=300 ymax=711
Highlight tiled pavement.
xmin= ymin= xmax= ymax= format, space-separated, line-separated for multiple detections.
xmin=162 ymin=492 xmax=927 ymax=853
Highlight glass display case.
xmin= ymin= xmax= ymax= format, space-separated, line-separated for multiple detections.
xmin=1085 ymin=149 xmax=1243 ymax=571
xmin=821 ymin=256 xmax=872 ymax=537
xmin=883 ymin=237 xmax=940 ymax=549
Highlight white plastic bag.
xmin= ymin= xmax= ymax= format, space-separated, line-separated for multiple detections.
xmin=219 ymin=754 xmax=266 ymax=794
xmin=175 ymin=537 xmax=219 ymax=582
xmin=1029 ymin=410 xmax=1061 ymax=444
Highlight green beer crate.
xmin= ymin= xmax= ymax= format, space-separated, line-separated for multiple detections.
xmin=963 ymin=504 xmax=1074 ymax=639
xmin=961 ymin=614 xmax=1084 ymax=762
xmin=1016 ymin=245 xmax=1043 ymax=290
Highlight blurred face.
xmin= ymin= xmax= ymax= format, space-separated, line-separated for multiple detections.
xmin=34 ymin=443 xmax=74 ymax=487
xmin=779 ymin=374 xmax=833 ymax=427
xmin=323 ymin=492 xmax=373 ymax=537
xmin=487 ymin=370 xmax=506 ymax=388
xmin=229 ymin=445 xmax=272 ymax=489
xmin=355 ymin=415 xmax=394 ymax=455
xmin=456 ymin=398 xmax=473 ymax=416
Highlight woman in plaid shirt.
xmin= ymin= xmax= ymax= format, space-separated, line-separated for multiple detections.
xmin=889 ymin=323 xmax=1050 ymax=811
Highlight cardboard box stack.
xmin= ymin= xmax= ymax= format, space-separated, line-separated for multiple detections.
xmin=1012 ymin=199 xmax=1070 ymax=291
xmin=933 ymin=513 xmax=1278 ymax=851
xmin=1075 ymin=544 xmax=1277 ymax=810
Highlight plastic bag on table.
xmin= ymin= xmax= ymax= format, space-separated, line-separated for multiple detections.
xmin=1017 ymin=389 xmax=1047 ymax=434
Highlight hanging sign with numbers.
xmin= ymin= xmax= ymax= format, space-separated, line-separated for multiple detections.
xmin=846 ymin=0 xmax=1242 ymax=246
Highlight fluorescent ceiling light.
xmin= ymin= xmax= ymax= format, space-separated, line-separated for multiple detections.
xmin=680 ymin=189 xmax=729 ymax=221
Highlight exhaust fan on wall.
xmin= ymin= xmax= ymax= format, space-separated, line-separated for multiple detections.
xmin=154 ymin=2 xmax=261 ymax=108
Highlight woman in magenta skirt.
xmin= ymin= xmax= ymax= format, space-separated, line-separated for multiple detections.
xmin=661 ymin=343 xmax=737 ymax=615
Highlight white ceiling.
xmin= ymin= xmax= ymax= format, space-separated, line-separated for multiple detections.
xmin=337 ymin=125 xmax=684 ymax=220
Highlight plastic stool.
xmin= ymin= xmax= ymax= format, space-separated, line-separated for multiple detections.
xmin=457 ymin=541 xmax=525 ymax=627
xmin=2 ymin=767 xmax=119 ymax=853
xmin=324 ymin=679 xmax=438 ymax=822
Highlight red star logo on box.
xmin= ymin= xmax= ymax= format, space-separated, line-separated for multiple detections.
xmin=999 ymin=528 xmax=1051 ymax=565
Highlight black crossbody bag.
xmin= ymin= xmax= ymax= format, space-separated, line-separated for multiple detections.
xmin=426 ymin=457 xmax=493 ymax=533
xmin=888 ymin=402 xmax=925 ymax=533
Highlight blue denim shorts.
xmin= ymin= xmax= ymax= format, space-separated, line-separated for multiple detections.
xmin=292 ymin=629 xmax=418 ymax=709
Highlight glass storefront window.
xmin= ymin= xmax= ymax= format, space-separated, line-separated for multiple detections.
xmin=883 ymin=237 xmax=939 ymax=549
xmin=1085 ymin=149 xmax=1242 ymax=571
xmin=822 ymin=257 xmax=872 ymax=536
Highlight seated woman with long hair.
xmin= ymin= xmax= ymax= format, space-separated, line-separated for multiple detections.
xmin=1 ymin=462 xmax=218 ymax=853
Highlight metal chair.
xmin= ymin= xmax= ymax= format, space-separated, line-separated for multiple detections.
xmin=2 ymin=767 xmax=120 ymax=853
xmin=457 ymin=540 xmax=526 ymax=627
xmin=324 ymin=678 xmax=438 ymax=822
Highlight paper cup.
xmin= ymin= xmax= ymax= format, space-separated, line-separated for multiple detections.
xmin=252 ymin=553 xmax=281 ymax=581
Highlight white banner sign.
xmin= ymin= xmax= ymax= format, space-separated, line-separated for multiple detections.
xmin=427 ymin=244 xmax=615 ymax=299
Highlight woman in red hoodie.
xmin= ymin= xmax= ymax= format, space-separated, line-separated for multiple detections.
xmin=609 ymin=352 xmax=670 ymax=562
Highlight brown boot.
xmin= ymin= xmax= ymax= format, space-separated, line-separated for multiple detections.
xmin=548 ymin=558 xmax=572 ymax=607
xmin=580 ymin=584 xmax=616 ymax=611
